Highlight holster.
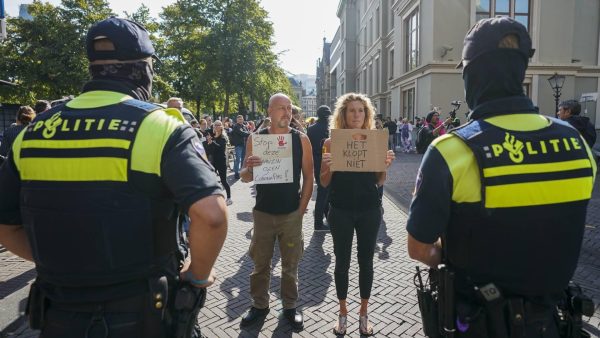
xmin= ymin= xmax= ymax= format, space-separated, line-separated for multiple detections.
xmin=25 ymin=279 xmax=48 ymax=330
xmin=171 ymin=282 xmax=207 ymax=338
xmin=418 ymin=288 xmax=441 ymax=337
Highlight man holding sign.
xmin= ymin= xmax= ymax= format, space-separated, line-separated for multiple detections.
xmin=320 ymin=93 xmax=394 ymax=336
xmin=240 ymin=93 xmax=313 ymax=330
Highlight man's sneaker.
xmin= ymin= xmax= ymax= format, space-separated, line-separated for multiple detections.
xmin=226 ymin=198 xmax=233 ymax=206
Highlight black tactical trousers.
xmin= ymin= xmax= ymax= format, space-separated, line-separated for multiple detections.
xmin=39 ymin=293 xmax=169 ymax=338
xmin=456 ymin=300 xmax=560 ymax=338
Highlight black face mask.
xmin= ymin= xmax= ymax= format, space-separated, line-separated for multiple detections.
xmin=463 ymin=49 xmax=527 ymax=113
xmin=84 ymin=61 xmax=154 ymax=101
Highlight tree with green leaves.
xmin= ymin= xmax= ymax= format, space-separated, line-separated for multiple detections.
xmin=0 ymin=0 xmax=113 ymax=104
xmin=160 ymin=0 xmax=293 ymax=117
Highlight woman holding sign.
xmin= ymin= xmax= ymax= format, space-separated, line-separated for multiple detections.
xmin=320 ymin=93 xmax=395 ymax=336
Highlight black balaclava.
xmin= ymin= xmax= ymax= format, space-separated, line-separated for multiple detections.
xmin=83 ymin=60 xmax=153 ymax=101
xmin=463 ymin=49 xmax=527 ymax=119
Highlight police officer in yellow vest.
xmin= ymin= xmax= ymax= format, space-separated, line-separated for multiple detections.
xmin=406 ymin=17 xmax=596 ymax=337
xmin=0 ymin=17 xmax=228 ymax=337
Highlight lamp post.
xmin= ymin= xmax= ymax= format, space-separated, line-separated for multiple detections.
xmin=0 ymin=0 xmax=6 ymax=40
xmin=547 ymin=73 xmax=565 ymax=114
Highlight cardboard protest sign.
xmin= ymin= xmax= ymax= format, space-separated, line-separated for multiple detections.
xmin=330 ymin=129 xmax=388 ymax=172
xmin=252 ymin=134 xmax=293 ymax=184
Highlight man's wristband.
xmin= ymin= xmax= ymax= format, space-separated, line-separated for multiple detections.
xmin=184 ymin=271 xmax=209 ymax=286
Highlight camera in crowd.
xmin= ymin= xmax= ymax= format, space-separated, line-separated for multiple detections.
xmin=448 ymin=100 xmax=462 ymax=128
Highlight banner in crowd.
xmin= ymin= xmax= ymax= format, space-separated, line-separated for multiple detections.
xmin=252 ymin=134 xmax=293 ymax=184
xmin=330 ymin=129 xmax=388 ymax=172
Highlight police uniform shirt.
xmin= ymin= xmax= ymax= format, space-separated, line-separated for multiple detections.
xmin=406 ymin=96 xmax=597 ymax=296
xmin=0 ymin=90 xmax=225 ymax=226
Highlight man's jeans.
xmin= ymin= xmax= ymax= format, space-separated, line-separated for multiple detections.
xmin=234 ymin=145 xmax=245 ymax=176
xmin=249 ymin=209 xmax=304 ymax=309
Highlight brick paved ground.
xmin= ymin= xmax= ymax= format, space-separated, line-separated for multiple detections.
xmin=2 ymin=153 xmax=600 ymax=337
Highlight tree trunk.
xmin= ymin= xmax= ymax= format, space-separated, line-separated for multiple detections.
xmin=195 ymin=97 xmax=201 ymax=120
xmin=224 ymin=91 xmax=230 ymax=116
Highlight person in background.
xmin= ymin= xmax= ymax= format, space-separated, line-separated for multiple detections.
xmin=557 ymin=99 xmax=596 ymax=147
xmin=320 ymin=93 xmax=395 ymax=336
xmin=33 ymin=100 xmax=51 ymax=115
xmin=415 ymin=111 xmax=452 ymax=154
xmin=400 ymin=118 xmax=412 ymax=153
xmin=231 ymin=115 xmax=250 ymax=179
xmin=207 ymin=120 xmax=233 ymax=205
xmin=383 ymin=117 xmax=397 ymax=151
xmin=0 ymin=106 xmax=36 ymax=158
xmin=247 ymin=120 xmax=256 ymax=133
xmin=307 ymin=105 xmax=332 ymax=232
xmin=432 ymin=107 xmax=448 ymax=136
xmin=291 ymin=105 xmax=306 ymax=133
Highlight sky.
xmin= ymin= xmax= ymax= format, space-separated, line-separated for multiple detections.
xmin=4 ymin=0 xmax=340 ymax=76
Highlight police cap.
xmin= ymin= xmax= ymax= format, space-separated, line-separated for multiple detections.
xmin=86 ymin=17 xmax=156 ymax=62
xmin=457 ymin=16 xmax=535 ymax=69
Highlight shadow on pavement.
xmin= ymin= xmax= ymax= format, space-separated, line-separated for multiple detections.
xmin=0 ymin=269 xmax=36 ymax=300
xmin=237 ymin=212 xmax=253 ymax=222
xmin=299 ymin=232 xmax=332 ymax=307
xmin=237 ymin=317 xmax=268 ymax=338
xmin=376 ymin=219 xmax=392 ymax=260
xmin=219 ymin=253 xmax=253 ymax=321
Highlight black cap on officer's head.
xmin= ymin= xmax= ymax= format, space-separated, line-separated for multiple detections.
xmin=86 ymin=17 xmax=156 ymax=62
xmin=456 ymin=16 xmax=535 ymax=69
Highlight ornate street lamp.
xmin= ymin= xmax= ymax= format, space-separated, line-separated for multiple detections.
xmin=547 ymin=73 xmax=565 ymax=114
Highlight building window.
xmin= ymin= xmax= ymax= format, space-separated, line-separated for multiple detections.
xmin=523 ymin=83 xmax=530 ymax=98
xmin=376 ymin=7 xmax=380 ymax=38
xmin=402 ymin=88 xmax=415 ymax=120
xmin=369 ymin=63 xmax=373 ymax=95
xmin=405 ymin=9 xmax=419 ymax=71
xmin=369 ymin=17 xmax=373 ymax=46
xmin=476 ymin=0 xmax=530 ymax=30
xmin=375 ymin=58 xmax=380 ymax=93
xmin=389 ymin=49 xmax=394 ymax=79
xmin=341 ymin=51 xmax=345 ymax=71
xmin=390 ymin=7 xmax=395 ymax=30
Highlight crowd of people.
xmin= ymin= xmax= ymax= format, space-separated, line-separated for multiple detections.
xmin=0 ymin=15 xmax=597 ymax=338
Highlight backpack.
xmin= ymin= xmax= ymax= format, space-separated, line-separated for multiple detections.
xmin=415 ymin=126 xmax=429 ymax=154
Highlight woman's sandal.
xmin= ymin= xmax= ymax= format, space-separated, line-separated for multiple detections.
xmin=359 ymin=314 xmax=374 ymax=336
xmin=333 ymin=314 xmax=347 ymax=335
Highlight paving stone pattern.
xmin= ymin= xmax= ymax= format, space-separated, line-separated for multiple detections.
xmin=2 ymin=153 xmax=600 ymax=337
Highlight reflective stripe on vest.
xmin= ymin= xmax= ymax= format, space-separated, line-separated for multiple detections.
xmin=10 ymin=93 xmax=186 ymax=287
xmin=452 ymin=117 xmax=594 ymax=209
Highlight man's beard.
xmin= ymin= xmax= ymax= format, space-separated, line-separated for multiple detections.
xmin=276 ymin=118 xmax=289 ymax=128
